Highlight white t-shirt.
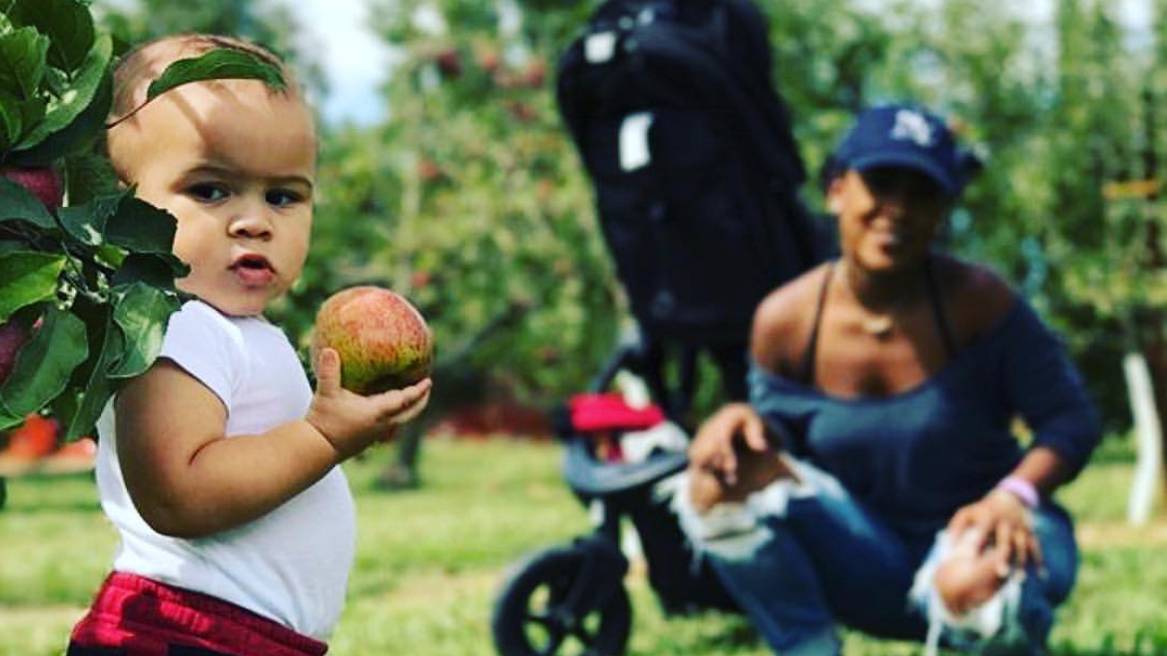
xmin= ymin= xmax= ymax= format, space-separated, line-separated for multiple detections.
xmin=95 ymin=300 xmax=355 ymax=639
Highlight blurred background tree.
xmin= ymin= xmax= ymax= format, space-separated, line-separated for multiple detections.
xmin=88 ymin=0 xmax=1167 ymax=488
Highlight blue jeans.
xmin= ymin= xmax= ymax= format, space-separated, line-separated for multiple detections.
xmin=672 ymin=459 xmax=1078 ymax=655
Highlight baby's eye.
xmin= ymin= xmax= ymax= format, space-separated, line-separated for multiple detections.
xmin=266 ymin=188 xmax=304 ymax=208
xmin=187 ymin=183 xmax=229 ymax=203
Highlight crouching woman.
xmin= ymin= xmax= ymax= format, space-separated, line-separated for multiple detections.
xmin=674 ymin=104 xmax=1100 ymax=655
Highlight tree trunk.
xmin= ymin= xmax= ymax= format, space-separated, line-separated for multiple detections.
xmin=1141 ymin=337 xmax=1167 ymax=501
xmin=1125 ymin=352 xmax=1162 ymax=524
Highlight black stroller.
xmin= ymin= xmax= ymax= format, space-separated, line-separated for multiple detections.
xmin=490 ymin=0 xmax=824 ymax=653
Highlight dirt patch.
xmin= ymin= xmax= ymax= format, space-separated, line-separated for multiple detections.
xmin=1076 ymin=521 xmax=1167 ymax=549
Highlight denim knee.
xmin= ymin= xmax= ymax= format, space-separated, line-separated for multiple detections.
xmin=667 ymin=465 xmax=843 ymax=654
xmin=910 ymin=504 xmax=1078 ymax=656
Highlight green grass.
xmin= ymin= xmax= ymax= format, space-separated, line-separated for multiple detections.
xmin=1 ymin=437 xmax=1165 ymax=655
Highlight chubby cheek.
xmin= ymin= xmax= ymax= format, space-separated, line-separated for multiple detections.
xmin=279 ymin=221 xmax=312 ymax=288
xmin=170 ymin=219 xmax=212 ymax=271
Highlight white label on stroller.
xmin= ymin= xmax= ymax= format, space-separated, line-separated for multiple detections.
xmin=585 ymin=31 xmax=617 ymax=63
xmin=619 ymin=112 xmax=654 ymax=171
xmin=588 ymin=499 xmax=606 ymax=528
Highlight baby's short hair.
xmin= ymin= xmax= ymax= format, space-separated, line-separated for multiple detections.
xmin=111 ymin=33 xmax=298 ymax=120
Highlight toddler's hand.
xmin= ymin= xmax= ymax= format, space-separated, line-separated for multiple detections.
xmin=305 ymin=347 xmax=432 ymax=459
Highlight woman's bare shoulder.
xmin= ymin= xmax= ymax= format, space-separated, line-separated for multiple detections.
xmin=935 ymin=254 xmax=1016 ymax=342
xmin=750 ymin=263 xmax=832 ymax=373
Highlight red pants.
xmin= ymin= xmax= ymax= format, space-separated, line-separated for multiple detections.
xmin=69 ymin=572 xmax=328 ymax=656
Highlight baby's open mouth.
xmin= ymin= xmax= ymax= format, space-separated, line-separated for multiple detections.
xmin=230 ymin=254 xmax=276 ymax=286
xmin=231 ymin=254 xmax=274 ymax=272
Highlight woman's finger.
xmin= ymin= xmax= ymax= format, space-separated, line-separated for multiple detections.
xmin=948 ymin=506 xmax=975 ymax=537
xmin=994 ymin=521 xmax=1013 ymax=577
xmin=1011 ymin=528 xmax=1029 ymax=569
xmin=741 ymin=413 xmax=770 ymax=453
xmin=720 ymin=442 xmax=739 ymax=485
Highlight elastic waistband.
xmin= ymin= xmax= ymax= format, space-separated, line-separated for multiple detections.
xmin=70 ymin=572 xmax=328 ymax=656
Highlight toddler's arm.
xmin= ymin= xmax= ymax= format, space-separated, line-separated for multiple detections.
xmin=116 ymin=348 xmax=430 ymax=538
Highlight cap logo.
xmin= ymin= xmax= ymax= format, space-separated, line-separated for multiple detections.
xmin=890 ymin=109 xmax=934 ymax=148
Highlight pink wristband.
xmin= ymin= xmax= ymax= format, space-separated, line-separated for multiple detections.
xmin=997 ymin=476 xmax=1039 ymax=509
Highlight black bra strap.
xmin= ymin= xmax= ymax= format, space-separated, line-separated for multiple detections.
xmin=800 ymin=258 xmax=953 ymax=386
xmin=924 ymin=256 xmax=958 ymax=359
xmin=798 ymin=262 xmax=834 ymax=385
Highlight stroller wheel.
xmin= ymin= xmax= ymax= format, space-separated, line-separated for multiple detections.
xmin=492 ymin=544 xmax=632 ymax=656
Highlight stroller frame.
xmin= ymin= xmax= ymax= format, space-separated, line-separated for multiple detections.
xmin=491 ymin=336 xmax=741 ymax=656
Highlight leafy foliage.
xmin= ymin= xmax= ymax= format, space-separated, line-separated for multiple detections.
xmin=0 ymin=0 xmax=286 ymax=439
xmin=87 ymin=0 xmax=1167 ymax=431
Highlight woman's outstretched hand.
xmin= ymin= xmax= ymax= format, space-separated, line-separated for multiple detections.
xmin=687 ymin=403 xmax=788 ymax=512
xmin=688 ymin=403 xmax=771 ymax=485
xmin=947 ymin=489 xmax=1042 ymax=577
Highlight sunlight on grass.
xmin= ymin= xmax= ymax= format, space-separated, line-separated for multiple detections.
xmin=1 ymin=435 xmax=1165 ymax=655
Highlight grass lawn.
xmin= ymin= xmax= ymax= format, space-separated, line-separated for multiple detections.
xmin=1 ymin=436 xmax=1165 ymax=655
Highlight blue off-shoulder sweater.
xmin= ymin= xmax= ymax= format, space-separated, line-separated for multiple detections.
xmin=750 ymin=298 xmax=1101 ymax=541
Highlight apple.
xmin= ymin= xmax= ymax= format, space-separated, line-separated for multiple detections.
xmin=0 ymin=320 xmax=28 ymax=384
xmin=2 ymin=166 xmax=63 ymax=209
xmin=522 ymin=58 xmax=547 ymax=88
xmin=312 ymin=286 xmax=434 ymax=394
xmin=417 ymin=158 xmax=444 ymax=183
xmin=435 ymin=48 xmax=462 ymax=78
xmin=476 ymin=48 xmax=500 ymax=74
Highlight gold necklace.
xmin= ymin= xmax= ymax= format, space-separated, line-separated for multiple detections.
xmin=838 ymin=261 xmax=900 ymax=338
xmin=860 ymin=314 xmax=895 ymax=337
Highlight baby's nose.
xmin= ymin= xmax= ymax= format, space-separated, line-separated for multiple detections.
xmin=229 ymin=214 xmax=273 ymax=239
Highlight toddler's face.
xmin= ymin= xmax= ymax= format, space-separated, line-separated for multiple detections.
xmin=110 ymin=79 xmax=316 ymax=316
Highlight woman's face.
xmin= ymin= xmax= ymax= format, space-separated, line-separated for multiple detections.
xmin=827 ymin=166 xmax=954 ymax=274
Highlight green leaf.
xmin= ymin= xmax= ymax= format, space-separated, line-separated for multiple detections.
xmin=146 ymin=48 xmax=286 ymax=101
xmin=104 ymin=196 xmax=178 ymax=254
xmin=0 ymin=304 xmax=87 ymax=423
xmin=0 ymin=239 xmax=26 ymax=256
xmin=111 ymin=251 xmax=188 ymax=287
xmin=57 ymin=188 xmax=128 ymax=246
xmin=108 ymin=282 xmax=180 ymax=378
xmin=16 ymin=33 xmax=111 ymax=151
xmin=60 ymin=311 xmax=120 ymax=441
xmin=0 ymin=90 xmax=46 ymax=150
xmin=62 ymin=148 xmax=119 ymax=204
xmin=7 ymin=0 xmax=96 ymax=73
xmin=0 ymin=94 xmax=19 ymax=150
xmin=0 ymin=251 xmax=64 ymax=321
xmin=48 ymin=387 xmax=81 ymax=436
xmin=10 ymin=64 xmax=110 ymax=165
xmin=15 ymin=93 xmax=45 ymax=135
xmin=0 ymin=27 xmax=48 ymax=101
xmin=0 ymin=176 xmax=57 ymax=230
xmin=110 ymin=33 xmax=132 ymax=58
xmin=42 ymin=66 xmax=68 ymax=96
xmin=94 ymin=243 xmax=125 ymax=269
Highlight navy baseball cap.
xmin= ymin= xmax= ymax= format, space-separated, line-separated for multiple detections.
xmin=833 ymin=104 xmax=969 ymax=196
